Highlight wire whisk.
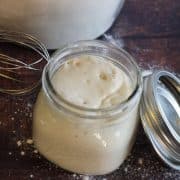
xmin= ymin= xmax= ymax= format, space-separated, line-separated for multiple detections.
xmin=0 ymin=31 xmax=50 ymax=95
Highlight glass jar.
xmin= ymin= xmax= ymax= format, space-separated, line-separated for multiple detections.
xmin=33 ymin=41 xmax=143 ymax=175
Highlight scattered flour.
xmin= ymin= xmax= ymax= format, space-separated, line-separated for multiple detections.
xmin=17 ymin=140 xmax=22 ymax=147
xmin=20 ymin=151 xmax=25 ymax=156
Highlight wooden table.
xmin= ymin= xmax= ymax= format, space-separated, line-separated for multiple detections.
xmin=0 ymin=0 xmax=179 ymax=179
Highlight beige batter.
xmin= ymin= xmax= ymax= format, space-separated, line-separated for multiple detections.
xmin=33 ymin=55 xmax=140 ymax=175
xmin=52 ymin=55 xmax=133 ymax=108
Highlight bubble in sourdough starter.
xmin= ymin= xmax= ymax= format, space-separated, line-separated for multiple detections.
xmin=99 ymin=72 xmax=108 ymax=80
xmin=74 ymin=60 xmax=81 ymax=67
xmin=83 ymin=101 xmax=88 ymax=105
xmin=86 ymin=79 xmax=90 ymax=84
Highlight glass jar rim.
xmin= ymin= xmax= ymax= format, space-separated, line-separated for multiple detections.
xmin=42 ymin=40 xmax=143 ymax=119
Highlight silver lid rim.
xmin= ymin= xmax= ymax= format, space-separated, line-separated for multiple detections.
xmin=140 ymin=70 xmax=180 ymax=170
xmin=141 ymin=112 xmax=180 ymax=170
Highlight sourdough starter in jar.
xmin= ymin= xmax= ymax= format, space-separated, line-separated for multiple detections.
xmin=52 ymin=56 xmax=133 ymax=108
xmin=33 ymin=55 xmax=141 ymax=175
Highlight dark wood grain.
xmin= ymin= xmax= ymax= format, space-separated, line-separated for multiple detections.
xmin=0 ymin=0 xmax=180 ymax=179
xmin=109 ymin=0 xmax=180 ymax=38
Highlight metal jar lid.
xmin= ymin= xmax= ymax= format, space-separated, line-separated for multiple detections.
xmin=140 ymin=70 xmax=180 ymax=170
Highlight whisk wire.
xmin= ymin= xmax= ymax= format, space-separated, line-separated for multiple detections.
xmin=0 ymin=31 xmax=50 ymax=95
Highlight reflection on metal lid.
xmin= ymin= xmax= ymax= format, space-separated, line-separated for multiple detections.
xmin=140 ymin=70 xmax=180 ymax=170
